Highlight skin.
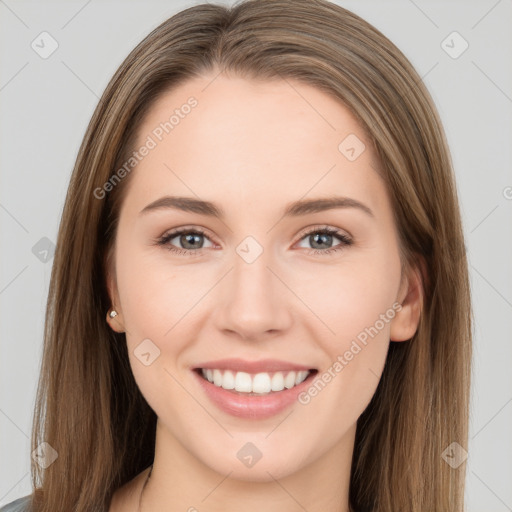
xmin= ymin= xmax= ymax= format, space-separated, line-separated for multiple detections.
xmin=106 ymin=72 xmax=423 ymax=512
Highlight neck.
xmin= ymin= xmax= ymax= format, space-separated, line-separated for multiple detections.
xmin=141 ymin=419 xmax=355 ymax=512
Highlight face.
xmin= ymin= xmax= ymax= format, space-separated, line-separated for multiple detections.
xmin=106 ymin=73 xmax=421 ymax=482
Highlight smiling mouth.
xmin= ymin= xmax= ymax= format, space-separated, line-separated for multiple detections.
xmin=194 ymin=368 xmax=318 ymax=395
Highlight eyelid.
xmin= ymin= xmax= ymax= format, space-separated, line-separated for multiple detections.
xmin=158 ymin=224 xmax=350 ymax=244
xmin=159 ymin=225 xmax=217 ymax=243
xmin=297 ymin=224 xmax=352 ymax=240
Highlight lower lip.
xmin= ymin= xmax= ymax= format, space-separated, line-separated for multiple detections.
xmin=192 ymin=369 xmax=317 ymax=420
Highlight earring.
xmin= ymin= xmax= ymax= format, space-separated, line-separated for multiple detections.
xmin=109 ymin=309 xmax=118 ymax=318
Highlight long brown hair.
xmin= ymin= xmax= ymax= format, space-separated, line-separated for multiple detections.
xmin=29 ymin=1 xmax=472 ymax=510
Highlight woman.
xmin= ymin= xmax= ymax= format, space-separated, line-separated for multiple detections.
xmin=1 ymin=0 xmax=472 ymax=511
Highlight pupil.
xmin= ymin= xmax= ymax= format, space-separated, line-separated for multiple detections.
xmin=182 ymin=233 xmax=202 ymax=249
xmin=311 ymin=233 xmax=331 ymax=249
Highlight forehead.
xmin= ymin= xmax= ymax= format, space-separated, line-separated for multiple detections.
xmin=123 ymin=73 xmax=388 ymax=220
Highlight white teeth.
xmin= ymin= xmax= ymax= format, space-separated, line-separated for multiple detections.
xmin=200 ymin=368 xmax=310 ymax=394
xmin=222 ymin=370 xmax=235 ymax=389
xmin=235 ymin=371 xmax=253 ymax=392
xmin=271 ymin=372 xmax=284 ymax=391
xmin=284 ymin=371 xmax=296 ymax=389
xmin=253 ymin=373 xmax=271 ymax=393
xmin=212 ymin=369 xmax=222 ymax=386
xmin=295 ymin=372 xmax=306 ymax=385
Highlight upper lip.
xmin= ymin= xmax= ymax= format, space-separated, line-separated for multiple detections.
xmin=193 ymin=358 xmax=315 ymax=374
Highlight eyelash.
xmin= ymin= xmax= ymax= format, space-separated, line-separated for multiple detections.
xmin=155 ymin=225 xmax=353 ymax=257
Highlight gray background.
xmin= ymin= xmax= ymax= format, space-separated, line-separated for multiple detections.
xmin=1 ymin=0 xmax=511 ymax=510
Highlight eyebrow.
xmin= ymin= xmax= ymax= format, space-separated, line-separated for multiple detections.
xmin=139 ymin=195 xmax=374 ymax=219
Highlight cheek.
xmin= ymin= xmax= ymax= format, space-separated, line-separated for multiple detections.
xmin=115 ymin=247 xmax=217 ymax=387
xmin=291 ymin=254 xmax=399 ymax=343
xmin=115 ymin=245 xmax=191 ymax=338
xmin=296 ymin=252 xmax=399 ymax=406
xmin=296 ymin=281 xmax=395 ymax=450
xmin=116 ymin=260 xmax=193 ymax=411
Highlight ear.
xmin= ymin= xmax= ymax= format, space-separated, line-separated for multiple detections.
xmin=104 ymin=248 xmax=125 ymax=334
xmin=390 ymin=257 xmax=426 ymax=342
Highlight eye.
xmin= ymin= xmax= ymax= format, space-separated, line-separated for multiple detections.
xmin=155 ymin=225 xmax=353 ymax=257
xmin=155 ymin=227 xmax=215 ymax=256
xmin=295 ymin=226 xmax=353 ymax=256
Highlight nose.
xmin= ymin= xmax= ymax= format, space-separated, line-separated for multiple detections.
xmin=213 ymin=247 xmax=293 ymax=342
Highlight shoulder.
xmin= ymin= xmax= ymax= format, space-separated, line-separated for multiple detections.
xmin=0 ymin=495 xmax=32 ymax=512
